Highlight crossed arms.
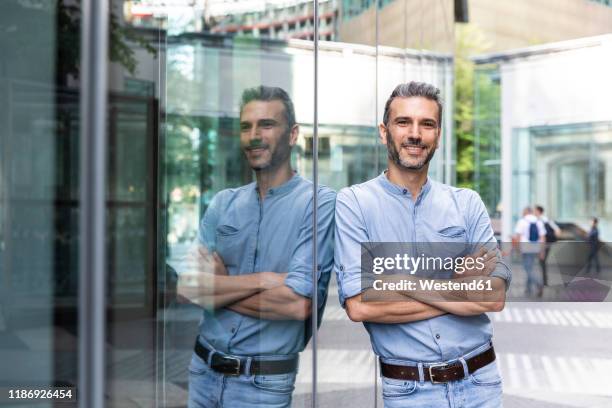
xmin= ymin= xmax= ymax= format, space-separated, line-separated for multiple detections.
xmin=177 ymin=245 xmax=311 ymax=320
xmin=345 ymin=251 xmax=507 ymax=324
xmin=337 ymin=189 xmax=509 ymax=325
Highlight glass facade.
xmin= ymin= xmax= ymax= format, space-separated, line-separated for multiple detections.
xmin=1 ymin=0 xmax=612 ymax=407
xmin=473 ymin=65 xmax=501 ymax=217
xmin=512 ymin=123 xmax=611 ymax=239
xmin=158 ymin=1 xmax=453 ymax=406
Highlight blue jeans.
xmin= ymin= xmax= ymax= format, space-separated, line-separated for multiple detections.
xmin=522 ymin=253 xmax=541 ymax=294
xmin=381 ymin=350 xmax=503 ymax=407
xmin=188 ymin=353 xmax=296 ymax=408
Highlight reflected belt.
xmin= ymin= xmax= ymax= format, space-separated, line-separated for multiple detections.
xmin=194 ymin=339 xmax=298 ymax=376
xmin=380 ymin=345 xmax=496 ymax=384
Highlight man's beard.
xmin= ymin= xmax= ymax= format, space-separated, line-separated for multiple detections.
xmin=386 ymin=129 xmax=436 ymax=171
xmin=244 ymin=130 xmax=292 ymax=171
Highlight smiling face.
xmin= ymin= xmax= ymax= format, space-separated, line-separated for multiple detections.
xmin=379 ymin=96 xmax=441 ymax=172
xmin=239 ymin=100 xmax=297 ymax=172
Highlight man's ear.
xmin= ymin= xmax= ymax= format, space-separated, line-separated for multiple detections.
xmin=378 ymin=123 xmax=388 ymax=145
xmin=289 ymin=124 xmax=299 ymax=146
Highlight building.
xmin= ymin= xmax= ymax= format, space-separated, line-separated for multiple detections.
xmin=338 ymin=0 xmax=612 ymax=52
xmin=126 ymin=0 xmax=339 ymax=40
xmin=474 ymin=35 xmax=612 ymax=241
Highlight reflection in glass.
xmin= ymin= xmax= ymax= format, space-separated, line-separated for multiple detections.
xmin=173 ymin=86 xmax=333 ymax=407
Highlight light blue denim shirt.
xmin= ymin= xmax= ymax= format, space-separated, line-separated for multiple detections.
xmin=197 ymin=174 xmax=335 ymax=357
xmin=334 ymin=172 xmax=511 ymax=362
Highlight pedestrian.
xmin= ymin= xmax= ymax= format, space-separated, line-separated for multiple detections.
xmin=334 ymin=82 xmax=511 ymax=407
xmin=513 ymin=207 xmax=546 ymax=297
xmin=534 ymin=205 xmax=560 ymax=286
xmin=178 ymin=86 xmax=336 ymax=408
xmin=586 ymin=217 xmax=601 ymax=275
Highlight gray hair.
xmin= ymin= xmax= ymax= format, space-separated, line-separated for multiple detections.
xmin=383 ymin=81 xmax=443 ymax=127
xmin=240 ymin=86 xmax=296 ymax=129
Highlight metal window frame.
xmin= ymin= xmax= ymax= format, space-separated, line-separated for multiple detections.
xmin=78 ymin=2 xmax=109 ymax=408
xmin=311 ymin=1 xmax=319 ymax=406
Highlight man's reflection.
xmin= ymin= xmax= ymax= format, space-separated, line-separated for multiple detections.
xmin=178 ymin=86 xmax=335 ymax=407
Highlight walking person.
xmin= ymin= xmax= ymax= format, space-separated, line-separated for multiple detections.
xmin=513 ymin=207 xmax=546 ymax=297
xmin=534 ymin=205 xmax=560 ymax=286
xmin=586 ymin=217 xmax=601 ymax=275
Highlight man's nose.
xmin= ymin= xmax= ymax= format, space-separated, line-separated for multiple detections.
xmin=247 ymin=126 xmax=262 ymax=140
xmin=409 ymin=122 xmax=421 ymax=137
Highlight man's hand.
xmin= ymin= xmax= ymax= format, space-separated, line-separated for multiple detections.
xmin=258 ymin=272 xmax=288 ymax=290
xmin=212 ymin=252 xmax=227 ymax=275
xmin=176 ymin=243 xmax=287 ymax=308
xmin=454 ymin=246 xmax=498 ymax=278
xmin=345 ymin=292 xmax=446 ymax=323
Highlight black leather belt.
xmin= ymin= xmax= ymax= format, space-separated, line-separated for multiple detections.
xmin=194 ymin=340 xmax=298 ymax=376
xmin=380 ymin=346 xmax=496 ymax=384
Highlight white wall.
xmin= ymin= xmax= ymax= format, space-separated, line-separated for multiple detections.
xmin=169 ymin=38 xmax=453 ymax=182
xmin=499 ymin=35 xmax=612 ymax=240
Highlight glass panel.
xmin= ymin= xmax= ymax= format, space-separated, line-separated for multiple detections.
xmin=0 ymin=0 xmax=80 ymax=401
xmin=318 ymin=0 xmax=455 ymax=406
xmin=316 ymin=0 xmax=379 ymax=406
xmin=161 ymin=3 xmax=318 ymax=407
xmin=512 ymin=123 xmax=612 ymax=241
xmin=105 ymin=7 xmax=163 ymax=406
xmin=471 ymin=0 xmax=612 ymax=404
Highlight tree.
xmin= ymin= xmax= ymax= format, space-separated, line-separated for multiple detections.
xmin=454 ymin=23 xmax=492 ymax=189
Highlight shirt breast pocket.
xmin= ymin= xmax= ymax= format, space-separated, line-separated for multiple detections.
xmin=431 ymin=226 xmax=469 ymax=260
xmin=215 ymin=224 xmax=244 ymax=268
xmin=437 ymin=226 xmax=467 ymax=240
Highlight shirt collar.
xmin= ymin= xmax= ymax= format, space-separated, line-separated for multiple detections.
xmin=377 ymin=170 xmax=432 ymax=199
xmin=255 ymin=172 xmax=302 ymax=198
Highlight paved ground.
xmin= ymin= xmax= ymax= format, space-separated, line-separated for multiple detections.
xmin=2 ymin=260 xmax=612 ymax=407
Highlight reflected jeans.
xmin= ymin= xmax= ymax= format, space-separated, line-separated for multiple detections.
xmin=381 ymin=359 xmax=503 ymax=408
xmin=188 ymin=352 xmax=296 ymax=408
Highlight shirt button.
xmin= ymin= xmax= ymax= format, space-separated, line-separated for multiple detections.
xmin=231 ymin=328 xmax=236 ymax=333
xmin=339 ymin=265 xmax=344 ymax=271
xmin=435 ymin=333 xmax=440 ymax=339
xmin=402 ymin=189 xmax=407 ymax=194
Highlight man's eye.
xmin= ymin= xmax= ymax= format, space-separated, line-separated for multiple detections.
xmin=396 ymin=121 xmax=408 ymax=126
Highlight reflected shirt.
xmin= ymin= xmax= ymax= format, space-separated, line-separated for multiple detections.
xmin=198 ymin=174 xmax=335 ymax=357
xmin=334 ymin=171 xmax=511 ymax=362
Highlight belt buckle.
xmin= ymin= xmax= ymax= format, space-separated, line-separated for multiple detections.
xmin=428 ymin=363 xmax=448 ymax=384
xmin=225 ymin=355 xmax=241 ymax=376
xmin=212 ymin=354 xmax=241 ymax=376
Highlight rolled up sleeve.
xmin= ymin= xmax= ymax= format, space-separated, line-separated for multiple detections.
xmin=285 ymin=188 xmax=336 ymax=300
xmin=334 ymin=188 xmax=370 ymax=306
xmin=466 ymin=190 xmax=512 ymax=290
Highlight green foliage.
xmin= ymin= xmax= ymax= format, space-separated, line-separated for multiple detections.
xmin=109 ymin=10 xmax=157 ymax=76
xmin=454 ymin=24 xmax=492 ymax=189
xmin=1 ymin=0 xmax=157 ymax=84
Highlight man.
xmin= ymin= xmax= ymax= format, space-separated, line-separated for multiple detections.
xmin=534 ymin=205 xmax=560 ymax=286
xmin=178 ymin=86 xmax=335 ymax=407
xmin=514 ymin=207 xmax=546 ymax=297
xmin=335 ymin=82 xmax=511 ymax=407
xmin=586 ymin=217 xmax=601 ymax=275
